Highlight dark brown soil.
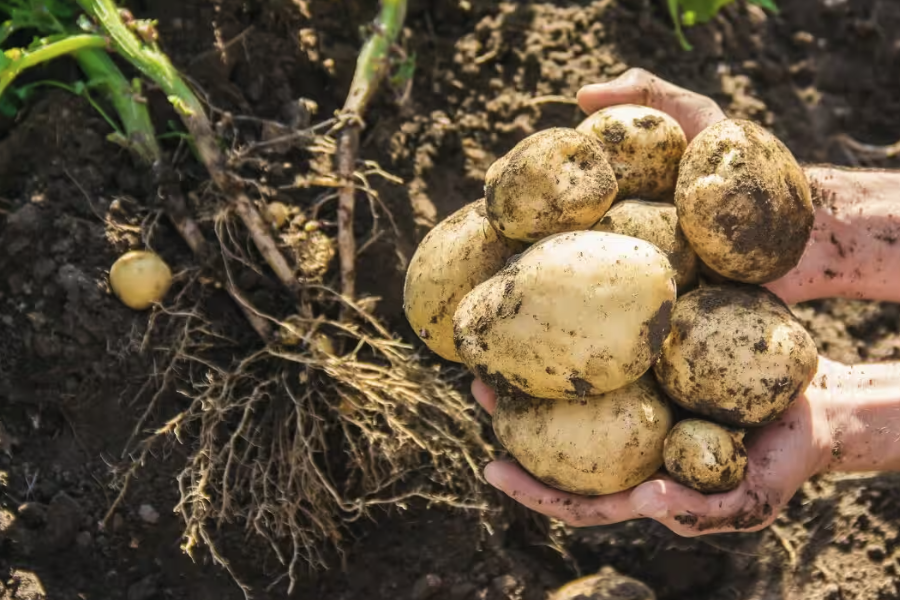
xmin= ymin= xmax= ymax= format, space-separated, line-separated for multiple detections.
xmin=1 ymin=0 xmax=900 ymax=599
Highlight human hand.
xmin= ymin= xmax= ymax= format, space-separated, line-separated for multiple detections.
xmin=473 ymin=358 xmax=842 ymax=536
xmin=577 ymin=68 xmax=726 ymax=141
xmin=469 ymin=70 xmax=900 ymax=536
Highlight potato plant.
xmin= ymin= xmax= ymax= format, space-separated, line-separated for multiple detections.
xmin=404 ymin=108 xmax=818 ymax=496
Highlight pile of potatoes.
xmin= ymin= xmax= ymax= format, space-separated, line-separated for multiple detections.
xmin=403 ymin=105 xmax=819 ymax=497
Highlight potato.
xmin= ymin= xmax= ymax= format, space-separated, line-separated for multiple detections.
xmin=484 ymin=128 xmax=618 ymax=242
xmin=453 ymin=230 xmax=676 ymax=399
xmin=109 ymin=250 xmax=173 ymax=311
xmin=653 ymin=284 xmax=818 ymax=427
xmin=550 ymin=567 xmax=656 ymax=600
xmin=663 ymin=419 xmax=748 ymax=494
xmin=492 ymin=375 xmax=674 ymax=496
xmin=403 ymin=199 xmax=525 ymax=362
xmin=576 ymin=104 xmax=687 ymax=201
xmin=674 ymin=118 xmax=814 ymax=284
xmin=592 ymin=199 xmax=699 ymax=289
xmin=263 ymin=201 xmax=290 ymax=228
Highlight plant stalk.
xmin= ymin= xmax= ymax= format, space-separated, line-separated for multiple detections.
xmin=78 ymin=0 xmax=300 ymax=299
xmin=336 ymin=0 xmax=408 ymax=302
xmin=73 ymin=48 xmax=161 ymax=164
xmin=0 ymin=33 xmax=107 ymax=97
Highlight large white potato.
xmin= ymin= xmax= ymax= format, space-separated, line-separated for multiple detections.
xmin=484 ymin=128 xmax=618 ymax=242
xmin=674 ymin=118 xmax=814 ymax=284
xmin=592 ymin=199 xmax=699 ymax=289
xmin=453 ymin=230 xmax=676 ymax=399
xmin=403 ymin=199 xmax=525 ymax=362
xmin=653 ymin=284 xmax=819 ymax=426
xmin=493 ymin=376 xmax=674 ymax=496
xmin=576 ymin=104 xmax=687 ymax=201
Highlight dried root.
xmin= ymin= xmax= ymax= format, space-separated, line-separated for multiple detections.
xmin=123 ymin=281 xmax=493 ymax=596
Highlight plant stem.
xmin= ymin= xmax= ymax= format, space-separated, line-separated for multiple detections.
xmin=0 ymin=33 xmax=107 ymax=97
xmin=79 ymin=0 xmax=300 ymax=299
xmin=74 ymin=48 xmax=161 ymax=164
xmin=337 ymin=0 xmax=408 ymax=302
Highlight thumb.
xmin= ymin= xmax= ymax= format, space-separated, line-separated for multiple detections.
xmin=576 ymin=68 xmax=659 ymax=115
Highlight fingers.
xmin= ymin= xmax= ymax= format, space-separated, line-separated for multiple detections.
xmin=484 ymin=461 xmax=639 ymax=526
xmin=629 ymin=477 xmax=777 ymax=536
xmin=471 ymin=378 xmax=497 ymax=415
xmin=576 ymin=68 xmax=726 ymax=141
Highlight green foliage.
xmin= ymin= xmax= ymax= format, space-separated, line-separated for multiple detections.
xmin=667 ymin=0 xmax=779 ymax=50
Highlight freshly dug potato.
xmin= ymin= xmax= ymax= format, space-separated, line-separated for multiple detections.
xmin=484 ymin=128 xmax=618 ymax=242
xmin=592 ymin=199 xmax=698 ymax=289
xmin=550 ymin=567 xmax=656 ymax=600
xmin=454 ymin=230 xmax=676 ymax=399
xmin=109 ymin=250 xmax=173 ymax=311
xmin=674 ymin=118 xmax=814 ymax=284
xmin=576 ymin=104 xmax=687 ymax=201
xmin=653 ymin=284 xmax=818 ymax=427
xmin=263 ymin=201 xmax=290 ymax=228
xmin=403 ymin=199 xmax=525 ymax=362
xmin=493 ymin=376 xmax=674 ymax=496
xmin=663 ymin=419 xmax=748 ymax=494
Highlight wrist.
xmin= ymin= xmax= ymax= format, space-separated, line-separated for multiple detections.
xmin=773 ymin=165 xmax=900 ymax=304
xmin=815 ymin=358 xmax=900 ymax=474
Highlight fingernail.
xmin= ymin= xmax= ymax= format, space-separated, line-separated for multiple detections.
xmin=631 ymin=485 xmax=668 ymax=519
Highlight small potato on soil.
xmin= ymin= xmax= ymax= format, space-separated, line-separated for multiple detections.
xmin=484 ymin=127 xmax=618 ymax=242
xmin=592 ymin=199 xmax=699 ymax=289
xmin=403 ymin=199 xmax=525 ymax=362
xmin=653 ymin=284 xmax=818 ymax=427
xmin=576 ymin=104 xmax=687 ymax=201
xmin=549 ymin=567 xmax=656 ymax=600
xmin=674 ymin=118 xmax=814 ymax=284
xmin=663 ymin=419 xmax=748 ymax=494
xmin=492 ymin=375 xmax=674 ymax=496
xmin=109 ymin=250 xmax=173 ymax=311
xmin=453 ymin=230 xmax=676 ymax=399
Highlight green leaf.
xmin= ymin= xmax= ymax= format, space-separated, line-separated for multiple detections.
xmin=0 ymin=93 xmax=19 ymax=117
xmin=667 ymin=0 xmax=694 ymax=50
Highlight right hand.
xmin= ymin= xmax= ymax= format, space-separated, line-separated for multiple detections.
xmin=577 ymin=68 xmax=727 ymax=141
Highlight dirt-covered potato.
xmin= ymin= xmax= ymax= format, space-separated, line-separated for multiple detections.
xmin=576 ymin=104 xmax=687 ymax=201
xmin=653 ymin=284 xmax=818 ymax=427
xmin=493 ymin=376 xmax=674 ymax=496
xmin=674 ymin=118 xmax=814 ymax=284
xmin=403 ymin=199 xmax=525 ymax=362
xmin=550 ymin=567 xmax=656 ymax=600
xmin=454 ymin=230 xmax=676 ymax=399
xmin=592 ymin=199 xmax=698 ymax=289
xmin=663 ymin=419 xmax=748 ymax=494
xmin=484 ymin=128 xmax=618 ymax=242
xmin=109 ymin=250 xmax=173 ymax=311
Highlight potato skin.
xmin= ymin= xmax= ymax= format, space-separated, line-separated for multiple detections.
xmin=549 ymin=567 xmax=655 ymax=600
xmin=453 ymin=230 xmax=676 ymax=399
xmin=592 ymin=199 xmax=699 ymax=289
xmin=674 ymin=118 xmax=814 ymax=284
xmin=493 ymin=376 xmax=674 ymax=496
xmin=663 ymin=419 xmax=748 ymax=494
xmin=653 ymin=284 xmax=818 ymax=427
xmin=576 ymin=104 xmax=687 ymax=201
xmin=403 ymin=199 xmax=525 ymax=362
xmin=484 ymin=128 xmax=618 ymax=242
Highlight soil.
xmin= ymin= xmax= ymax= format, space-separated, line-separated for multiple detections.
xmin=1 ymin=0 xmax=900 ymax=599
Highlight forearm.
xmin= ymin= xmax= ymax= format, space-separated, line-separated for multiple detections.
xmin=818 ymin=359 xmax=900 ymax=473
xmin=776 ymin=166 xmax=900 ymax=304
